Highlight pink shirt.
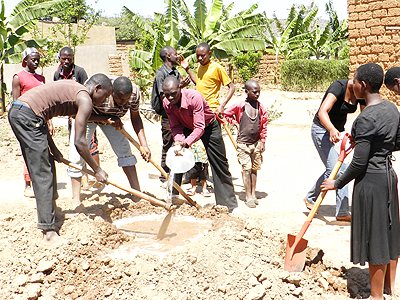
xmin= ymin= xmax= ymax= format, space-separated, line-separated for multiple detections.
xmin=223 ymin=99 xmax=268 ymax=143
xmin=163 ymin=89 xmax=215 ymax=146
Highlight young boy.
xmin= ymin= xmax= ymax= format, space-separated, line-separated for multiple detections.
xmin=384 ymin=66 xmax=400 ymax=94
xmin=321 ymin=63 xmax=400 ymax=299
xmin=224 ymin=80 xmax=268 ymax=208
xmin=185 ymin=140 xmax=211 ymax=197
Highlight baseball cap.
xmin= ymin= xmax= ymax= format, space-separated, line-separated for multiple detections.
xmin=22 ymin=48 xmax=39 ymax=67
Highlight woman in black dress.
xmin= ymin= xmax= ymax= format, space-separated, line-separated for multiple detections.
xmin=321 ymin=63 xmax=400 ymax=300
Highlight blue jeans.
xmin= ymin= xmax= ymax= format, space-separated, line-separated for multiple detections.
xmin=305 ymin=123 xmax=349 ymax=217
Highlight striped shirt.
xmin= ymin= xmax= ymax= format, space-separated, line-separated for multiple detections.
xmin=93 ymin=82 xmax=141 ymax=119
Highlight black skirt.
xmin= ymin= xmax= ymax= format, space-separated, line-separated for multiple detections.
xmin=351 ymin=170 xmax=400 ymax=266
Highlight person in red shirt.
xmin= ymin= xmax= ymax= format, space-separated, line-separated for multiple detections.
xmin=224 ymin=80 xmax=268 ymax=208
xmin=12 ymin=48 xmax=53 ymax=198
xmin=162 ymin=76 xmax=238 ymax=212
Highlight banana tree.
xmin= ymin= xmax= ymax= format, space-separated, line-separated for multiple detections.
xmin=0 ymin=0 xmax=69 ymax=114
xmin=176 ymin=0 xmax=266 ymax=61
xmin=124 ymin=0 xmax=266 ymax=94
xmin=263 ymin=4 xmax=317 ymax=83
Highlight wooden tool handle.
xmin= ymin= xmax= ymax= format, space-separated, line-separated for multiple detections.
xmin=215 ymin=113 xmax=237 ymax=149
xmin=60 ymin=158 xmax=172 ymax=211
xmin=119 ymin=128 xmax=201 ymax=210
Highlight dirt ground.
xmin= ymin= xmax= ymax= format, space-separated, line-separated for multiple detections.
xmin=1 ymin=87 xmax=399 ymax=300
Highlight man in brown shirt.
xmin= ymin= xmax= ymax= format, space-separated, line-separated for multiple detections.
xmin=8 ymin=74 xmax=113 ymax=245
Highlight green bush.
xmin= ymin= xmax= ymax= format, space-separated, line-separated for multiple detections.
xmin=232 ymin=51 xmax=263 ymax=83
xmin=281 ymin=59 xmax=349 ymax=92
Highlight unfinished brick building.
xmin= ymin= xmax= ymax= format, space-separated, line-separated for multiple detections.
xmin=348 ymin=0 xmax=400 ymax=104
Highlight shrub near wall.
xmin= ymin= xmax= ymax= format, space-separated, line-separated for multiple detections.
xmin=281 ymin=59 xmax=349 ymax=92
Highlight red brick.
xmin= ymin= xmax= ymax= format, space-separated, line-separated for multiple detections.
xmin=357 ymin=55 xmax=369 ymax=64
xmin=381 ymin=16 xmax=400 ymax=26
xmin=355 ymin=4 xmax=370 ymax=12
xmin=361 ymin=46 xmax=371 ymax=54
xmin=367 ymin=54 xmax=378 ymax=62
xmin=385 ymin=44 xmax=395 ymax=53
xmin=348 ymin=5 xmax=356 ymax=13
xmin=382 ymin=0 xmax=399 ymax=9
xmin=377 ymin=35 xmax=392 ymax=44
xmin=369 ymin=2 xmax=383 ymax=10
xmin=349 ymin=38 xmax=357 ymax=47
xmin=349 ymin=47 xmax=361 ymax=56
xmin=371 ymin=44 xmax=384 ymax=53
xmin=380 ymin=53 xmax=390 ymax=62
xmin=356 ymin=21 xmax=366 ymax=29
xmin=356 ymin=37 xmax=367 ymax=47
xmin=348 ymin=29 xmax=359 ymax=38
xmin=360 ymin=28 xmax=371 ymax=36
xmin=350 ymin=56 xmax=358 ymax=64
xmin=392 ymin=34 xmax=400 ymax=43
xmin=358 ymin=11 xmax=373 ymax=20
xmin=366 ymin=19 xmax=380 ymax=28
xmin=388 ymin=8 xmax=400 ymax=16
xmin=366 ymin=35 xmax=378 ymax=44
xmin=349 ymin=13 xmax=359 ymax=21
xmin=371 ymin=26 xmax=386 ymax=35
xmin=372 ymin=9 xmax=388 ymax=18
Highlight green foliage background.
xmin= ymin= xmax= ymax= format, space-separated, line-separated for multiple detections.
xmin=280 ymin=59 xmax=349 ymax=92
xmin=231 ymin=51 xmax=263 ymax=83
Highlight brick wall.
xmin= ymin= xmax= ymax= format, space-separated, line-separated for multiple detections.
xmin=348 ymin=0 xmax=400 ymax=104
xmin=108 ymin=41 xmax=137 ymax=82
xmin=231 ymin=51 xmax=283 ymax=85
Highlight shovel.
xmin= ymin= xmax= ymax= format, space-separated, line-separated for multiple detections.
xmin=60 ymin=158 xmax=173 ymax=212
xmin=284 ymin=133 xmax=353 ymax=272
xmin=119 ymin=127 xmax=201 ymax=210
xmin=215 ymin=113 xmax=237 ymax=149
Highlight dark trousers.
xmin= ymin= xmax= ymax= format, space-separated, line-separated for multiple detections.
xmin=161 ymin=117 xmax=174 ymax=176
xmin=8 ymin=104 xmax=57 ymax=231
xmin=175 ymin=120 xmax=238 ymax=211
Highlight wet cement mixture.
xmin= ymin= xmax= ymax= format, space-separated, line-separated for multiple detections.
xmin=0 ymin=87 xmax=398 ymax=300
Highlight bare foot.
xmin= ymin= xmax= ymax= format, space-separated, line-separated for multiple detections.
xmin=42 ymin=231 xmax=66 ymax=246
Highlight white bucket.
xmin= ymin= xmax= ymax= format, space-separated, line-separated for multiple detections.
xmin=166 ymin=146 xmax=195 ymax=174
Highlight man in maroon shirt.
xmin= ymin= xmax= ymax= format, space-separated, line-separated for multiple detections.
xmin=162 ymin=77 xmax=237 ymax=212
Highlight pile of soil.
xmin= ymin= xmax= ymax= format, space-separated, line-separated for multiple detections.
xmin=0 ymin=88 xmax=386 ymax=299
xmin=0 ymin=193 xmax=369 ymax=300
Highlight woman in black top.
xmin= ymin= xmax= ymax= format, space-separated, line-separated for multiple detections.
xmin=304 ymin=79 xmax=365 ymax=221
xmin=322 ymin=63 xmax=400 ymax=299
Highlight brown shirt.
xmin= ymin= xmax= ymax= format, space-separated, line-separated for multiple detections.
xmin=19 ymin=81 xmax=89 ymax=122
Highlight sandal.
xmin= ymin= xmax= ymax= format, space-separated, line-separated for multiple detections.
xmin=201 ymin=189 xmax=211 ymax=197
xmin=186 ymin=187 xmax=196 ymax=196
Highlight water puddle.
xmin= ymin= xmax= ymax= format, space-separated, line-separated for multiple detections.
xmin=110 ymin=215 xmax=212 ymax=259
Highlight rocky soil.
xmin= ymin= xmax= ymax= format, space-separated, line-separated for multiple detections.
xmin=0 ymin=87 xmax=397 ymax=300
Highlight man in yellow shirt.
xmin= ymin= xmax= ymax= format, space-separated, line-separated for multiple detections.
xmin=182 ymin=43 xmax=235 ymax=115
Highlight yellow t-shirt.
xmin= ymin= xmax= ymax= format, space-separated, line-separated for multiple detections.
xmin=196 ymin=61 xmax=231 ymax=112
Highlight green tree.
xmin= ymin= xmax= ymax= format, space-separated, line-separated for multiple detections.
xmin=124 ymin=0 xmax=266 ymax=94
xmin=325 ymin=0 xmax=348 ymax=59
xmin=231 ymin=51 xmax=263 ymax=83
xmin=263 ymin=3 xmax=318 ymax=83
xmin=97 ymin=10 xmax=152 ymax=41
xmin=29 ymin=0 xmax=101 ymax=71
xmin=0 ymin=0 xmax=69 ymax=114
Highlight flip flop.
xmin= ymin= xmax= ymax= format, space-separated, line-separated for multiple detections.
xmin=201 ymin=189 xmax=211 ymax=197
xmin=186 ymin=187 xmax=196 ymax=196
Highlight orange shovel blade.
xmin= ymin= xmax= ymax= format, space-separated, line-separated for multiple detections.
xmin=284 ymin=234 xmax=308 ymax=272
